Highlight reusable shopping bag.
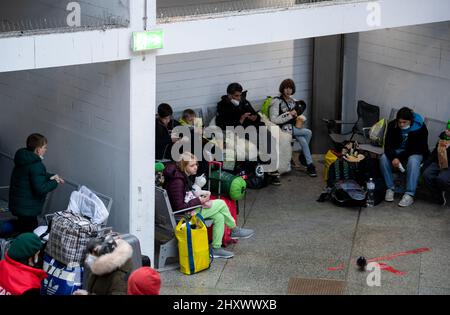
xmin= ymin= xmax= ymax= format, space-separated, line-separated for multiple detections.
xmin=175 ymin=213 xmax=211 ymax=275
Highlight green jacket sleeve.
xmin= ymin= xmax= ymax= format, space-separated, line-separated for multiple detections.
xmin=29 ymin=164 xmax=58 ymax=195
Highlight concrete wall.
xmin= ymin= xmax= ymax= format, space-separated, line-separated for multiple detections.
xmin=156 ymin=39 xmax=313 ymax=123
xmin=0 ymin=61 xmax=131 ymax=233
xmin=343 ymin=21 xmax=450 ymax=133
xmin=311 ymin=35 xmax=344 ymax=154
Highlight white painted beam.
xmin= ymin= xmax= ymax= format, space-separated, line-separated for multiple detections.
xmin=156 ymin=0 xmax=450 ymax=56
xmin=128 ymin=0 xmax=156 ymax=262
xmin=0 ymin=28 xmax=131 ymax=73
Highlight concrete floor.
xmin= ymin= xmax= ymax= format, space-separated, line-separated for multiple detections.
xmin=159 ymin=159 xmax=450 ymax=295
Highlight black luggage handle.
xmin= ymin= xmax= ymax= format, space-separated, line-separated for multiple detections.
xmin=208 ymin=161 xmax=223 ymax=197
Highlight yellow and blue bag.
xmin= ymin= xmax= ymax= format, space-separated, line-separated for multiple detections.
xmin=324 ymin=149 xmax=339 ymax=181
xmin=175 ymin=213 xmax=212 ymax=275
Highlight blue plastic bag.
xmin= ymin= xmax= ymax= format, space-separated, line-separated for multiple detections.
xmin=41 ymin=254 xmax=84 ymax=295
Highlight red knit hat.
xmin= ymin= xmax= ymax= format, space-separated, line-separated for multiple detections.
xmin=127 ymin=267 xmax=161 ymax=295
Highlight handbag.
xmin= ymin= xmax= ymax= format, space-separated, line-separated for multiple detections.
xmin=369 ymin=118 xmax=386 ymax=147
xmin=41 ymin=254 xmax=83 ymax=295
xmin=175 ymin=213 xmax=212 ymax=275
xmin=45 ymin=210 xmax=99 ymax=265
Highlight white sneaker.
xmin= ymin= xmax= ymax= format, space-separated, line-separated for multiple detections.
xmin=385 ymin=189 xmax=395 ymax=202
xmin=398 ymin=194 xmax=414 ymax=207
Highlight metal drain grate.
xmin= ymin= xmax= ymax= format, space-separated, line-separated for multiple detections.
xmin=287 ymin=278 xmax=346 ymax=295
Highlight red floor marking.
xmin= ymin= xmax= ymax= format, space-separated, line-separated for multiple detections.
xmin=327 ymin=248 xmax=431 ymax=275
xmin=377 ymin=263 xmax=406 ymax=276
xmin=327 ymin=264 xmax=345 ymax=271
xmin=367 ymin=248 xmax=431 ymax=263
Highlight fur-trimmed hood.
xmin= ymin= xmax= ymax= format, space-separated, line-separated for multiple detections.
xmin=89 ymin=239 xmax=133 ymax=276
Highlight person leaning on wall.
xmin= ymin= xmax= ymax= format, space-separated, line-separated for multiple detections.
xmin=9 ymin=133 xmax=64 ymax=233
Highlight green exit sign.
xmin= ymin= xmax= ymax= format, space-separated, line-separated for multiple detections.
xmin=132 ymin=30 xmax=164 ymax=52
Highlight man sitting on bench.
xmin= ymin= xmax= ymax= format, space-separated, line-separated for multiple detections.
xmin=380 ymin=107 xmax=429 ymax=207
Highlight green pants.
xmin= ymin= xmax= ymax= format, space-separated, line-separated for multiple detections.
xmin=199 ymin=199 xmax=236 ymax=249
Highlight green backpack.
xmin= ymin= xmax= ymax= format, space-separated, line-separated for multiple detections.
xmin=260 ymin=96 xmax=273 ymax=118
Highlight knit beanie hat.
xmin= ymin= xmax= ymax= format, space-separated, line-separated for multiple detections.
xmin=127 ymin=267 xmax=161 ymax=295
xmin=7 ymin=233 xmax=42 ymax=263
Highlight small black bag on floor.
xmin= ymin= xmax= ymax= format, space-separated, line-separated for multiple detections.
xmin=331 ymin=180 xmax=367 ymax=207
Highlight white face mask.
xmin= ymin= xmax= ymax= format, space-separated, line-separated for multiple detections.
xmin=85 ymin=254 xmax=98 ymax=268
xmin=231 ymin=99 xmax=240 ymax=106
xmin=400 ymin=124 xmax=411 ymax=130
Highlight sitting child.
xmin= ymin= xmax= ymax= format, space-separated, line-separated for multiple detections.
xmin=179 ymin=109 xmax=202 ymax=128
xmin=163 ymin=152 xmax=254 ymax=259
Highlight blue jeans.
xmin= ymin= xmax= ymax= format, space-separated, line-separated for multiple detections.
xmin=379 ymin=154 xmax=423 ymax=196
xmin=292 ymin=127 xmax=313 ymax=165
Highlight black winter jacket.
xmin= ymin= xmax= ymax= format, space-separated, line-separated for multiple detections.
xmin=155 ymin=118 xmax=180 ymax=160
xmin=384 ymin=119 xmax=429 ymax=161
xmin=216 ymin=96 xmax=262 ymax=130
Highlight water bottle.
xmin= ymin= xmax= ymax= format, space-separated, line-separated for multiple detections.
xmin=366 ymin=178 xmax=375 ymax=208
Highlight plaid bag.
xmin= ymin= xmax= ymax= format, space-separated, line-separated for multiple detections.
xmin=45 ymin=211 xmax=99 ymax=265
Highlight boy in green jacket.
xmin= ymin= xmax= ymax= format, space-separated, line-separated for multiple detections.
xmin=9 ymin=134 xmax=64 ymax=233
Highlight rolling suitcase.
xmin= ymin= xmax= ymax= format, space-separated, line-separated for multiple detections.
xmin=119 ymin=233 xmax=143 ymax=271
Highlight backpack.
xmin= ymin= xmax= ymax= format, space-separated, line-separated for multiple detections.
xmin=331 ymin=180 xmax=366 ymax=207
xmin=369 ymin=118 xmax=386 ymax=147
xmin=326 ymin=158 xmax=359 ymax=188
xmin=260 ymin=96 xmax=273 ymax=118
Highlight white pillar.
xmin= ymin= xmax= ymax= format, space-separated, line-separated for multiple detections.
xmin=129 ymin=0 xmax=156 ymax=261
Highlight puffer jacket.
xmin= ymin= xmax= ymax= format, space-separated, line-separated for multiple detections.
xmin=86 ymin=239 xmax=134 ymax=295
xmin=9 ymin=148 xmax=58 ymax=217
xmin=163 ymin=163 xmax=201 ymax=211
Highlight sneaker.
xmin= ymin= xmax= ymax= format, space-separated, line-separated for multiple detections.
xmin=398 ymin=194 xmax=414 ymax=207
xmin=212 ymin=247 xmax=234 ymax=259
xmin=306 ymin=164 xmax=317 ymax=177
xmin=385 ymin=189 xmax=395 ymax=202
xmin=270 ymin=175 xmax=281 ymax=186
xmin=230 ymin=227 xmax=254 ymax=240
